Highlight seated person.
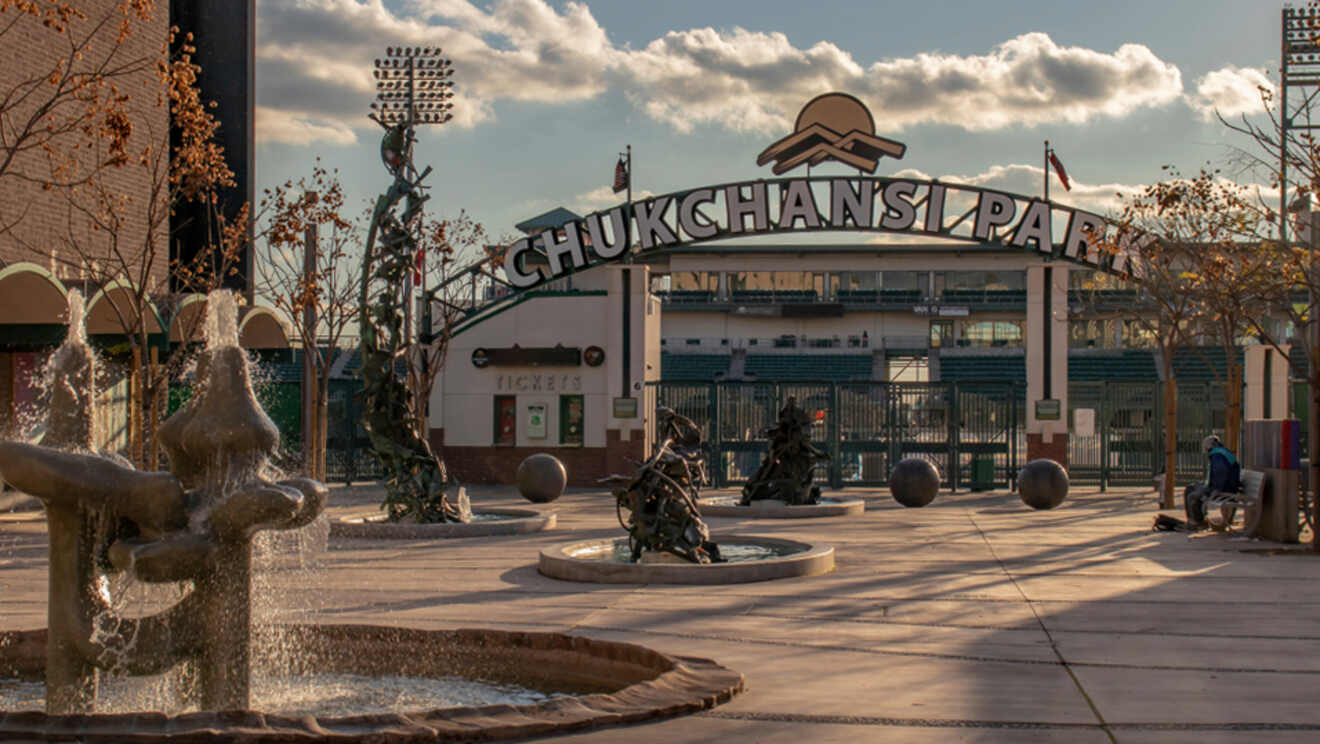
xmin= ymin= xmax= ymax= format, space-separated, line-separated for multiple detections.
xmin=1183 ymin=434 xmax=1241 ymax=530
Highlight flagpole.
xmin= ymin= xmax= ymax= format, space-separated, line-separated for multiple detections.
xmin=626 ymin=144 xmax=633 ymax=263
xmin=1044 ymin=140 xmax=1050 ymax=202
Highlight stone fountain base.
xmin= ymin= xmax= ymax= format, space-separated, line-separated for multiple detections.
xmin=697 ymin=495 xmax=865 ymax=519
xmin=0 ymin=624 xmax=742 ymax=742
xmin=330 ymin=507 xmax=555 ymax=539
xmin=539 ymin=536 xmax=835 ymax=584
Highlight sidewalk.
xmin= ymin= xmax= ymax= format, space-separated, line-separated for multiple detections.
xmin=4 ymin=484 xmax=1319 ymax=743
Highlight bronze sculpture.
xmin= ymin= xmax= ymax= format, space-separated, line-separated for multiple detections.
xmin=605 ymin=407 xmax=722 ymax=564
xmin=740 ymin=397 xmax=831 ymax=506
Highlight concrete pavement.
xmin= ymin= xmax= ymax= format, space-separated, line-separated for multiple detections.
xmin=3 ymin=482 xmax=1319 ymax=743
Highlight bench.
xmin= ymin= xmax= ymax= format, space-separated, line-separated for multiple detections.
xmin=1203 ymin=469 xmax=1264 ymax=535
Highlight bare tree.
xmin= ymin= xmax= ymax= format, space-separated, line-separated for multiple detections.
xmin=256 ymin=162 xmax=359 ymax=481
xmin=1213 ymin=9 xmax=1320 ymax=546
xmin=15 ymin=28 xmax=246 ymax=466
xmin=408 ymin=210 xmax=488 ymax=433
xmin=0 ymin=0 xmax=156 ymax=239
xmin=1101 ymin=173 xmax=1216 ymax=508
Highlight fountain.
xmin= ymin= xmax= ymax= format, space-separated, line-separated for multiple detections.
xmin=0 ymin=290 xmax=741 ymax=740
xmin=539 ymin=407 xmax=835 ymax=584
xmin=0 ymin=290 xmax=327 ymax=713
xmin=697 ymin=398 xmax=864 ymax=519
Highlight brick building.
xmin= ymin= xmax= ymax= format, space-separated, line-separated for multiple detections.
xmin=0 ymin=1 xmax=265 ymax=449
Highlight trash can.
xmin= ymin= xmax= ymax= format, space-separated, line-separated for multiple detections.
xmin=970 ymin=456 xmax=995 ymax=491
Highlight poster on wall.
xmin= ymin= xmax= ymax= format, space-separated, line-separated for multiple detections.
xmin=527 ymin=403 xmax=547 ymax=438
xmin=1073 ymin=408 xmax=1095 ymax=438
xmin=561 ymin=395 xmax=584 ymax=445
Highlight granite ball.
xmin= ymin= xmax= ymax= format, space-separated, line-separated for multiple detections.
xmin=889 ymin=457 xmax=940 ymax=508
xmin=517 ymin=453 xmax=567 ymax=503
xmin=1018 ymin=459 xmax=1069 ymax=510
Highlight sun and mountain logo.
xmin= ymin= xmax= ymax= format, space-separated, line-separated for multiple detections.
xmin=756 ymin=92 xmax=906 ymax=175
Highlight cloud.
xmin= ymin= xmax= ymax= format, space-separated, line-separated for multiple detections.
xmin=255 ymin=107 xmax=359 ymax=146
xmin=1187 ymin=66 xmax=1274 ymax=120
xmin=255 ymin=1 xmax=1185 ymax=146
xmin=254 ymin=0 xmax=617 ymax=145
xmin=626 ymin=30 xmax=1182 ymax=134
xmin=892 ymin=164 xmax=1145 ymax=214
xmin=574 ymin=185 xmax=654 ymax=211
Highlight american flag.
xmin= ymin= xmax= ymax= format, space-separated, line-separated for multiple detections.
xmin=612 ymin=156 xmax=629 ymax=194
xmin=1049 ymin=151 xmax=1071 ymax=191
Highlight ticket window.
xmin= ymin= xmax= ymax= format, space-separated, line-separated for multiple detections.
xmin=560 ymin=394 xmax=584 ymax=446
xmin=494 ymin=395 xmax=516 ymax=445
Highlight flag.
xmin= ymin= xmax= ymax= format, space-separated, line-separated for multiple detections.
xmin=1049 ymin=151 xmax=1071 ymax=191
xmin=413 ymin=245 xmax=424 ymax=284
xmin=612 ymin=156 xmax=629 ymax=194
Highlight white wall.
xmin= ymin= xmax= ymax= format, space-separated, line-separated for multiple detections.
xmin=1245 ymin=344 xmax=1292 ymax=421
xmin=434 ymin=292 xmax=611 ymax=448
xmin=432 ymin=264 xmax=659 ymax=450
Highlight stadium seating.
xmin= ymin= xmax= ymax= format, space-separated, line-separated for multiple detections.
xmin=743 ymin=354 xmax=872 ymax=381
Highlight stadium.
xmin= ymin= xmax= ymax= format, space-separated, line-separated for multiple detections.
xmin=428 ymin=93 xmax=1291 ymax=490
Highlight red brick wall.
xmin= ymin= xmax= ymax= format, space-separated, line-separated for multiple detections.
xmin=1026 ymin=433 xmax=1069 ymax=468
xmin=0 ymin=2 xmax=169 ymax=290
xmin=433 ymin=428 xmax=646 ymax=486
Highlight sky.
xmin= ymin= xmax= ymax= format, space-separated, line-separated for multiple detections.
xmin=251 ymin=0 xmax=1284 ymax=255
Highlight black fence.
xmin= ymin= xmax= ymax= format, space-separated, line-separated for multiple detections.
xmin=654 ymin=379 xmax=1237 ymax=490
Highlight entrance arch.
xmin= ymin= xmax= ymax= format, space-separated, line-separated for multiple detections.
xmin=500 ymin=177 xmax=1143 ymax=292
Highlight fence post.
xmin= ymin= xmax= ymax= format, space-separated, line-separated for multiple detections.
xmin=1152 ymin=380 xmax=1163 ymax=482
xmin=1099 ymin=381 xmax=1109 ymax=492
xmin=949 ymin=382 xmax=960 ymax=492
xmin=829 ymin=382 xmax=841 ymax=489
xmin=710 ymin=381 xmax=722 ymax=489
xmin=887 ymin=382 xmax=899 ymax=478
xmin=1010 ymin=383 xmax=1019 ymax=491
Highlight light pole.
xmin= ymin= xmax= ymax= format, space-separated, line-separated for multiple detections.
xmin=370 ymin=47 xmax=455 ymax=340
xmin=358 ymin=46 xmax=466 ymax=522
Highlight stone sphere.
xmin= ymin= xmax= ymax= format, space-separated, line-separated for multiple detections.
xmin=1018 ymin=459 xmax=1069 ymax=510
xmin=517 ymin=453 xmax=567 ymax=503
xmin=889 ymin=457 xmax=940 ymax=508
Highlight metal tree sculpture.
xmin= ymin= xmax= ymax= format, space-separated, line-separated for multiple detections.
xmin=358 ymin=46 xmax=467 ymax=523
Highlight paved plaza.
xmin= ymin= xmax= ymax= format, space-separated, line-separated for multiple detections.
xmin=3 ymin=483 xmax=1320 ymax=743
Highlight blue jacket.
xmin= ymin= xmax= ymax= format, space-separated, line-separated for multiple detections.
xmin=1207 ymin=446 xmax=1241 ymax=493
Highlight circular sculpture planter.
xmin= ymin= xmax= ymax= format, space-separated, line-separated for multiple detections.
xmin=696 ymin=495 xmax=864 ymax=518
xmin=330 ymin=507 xmax=555 ymax=539
xmin=539 ymin=536 xmax=834 ymax=584
xmin=0 ymin=624 xmax=743 ymax=743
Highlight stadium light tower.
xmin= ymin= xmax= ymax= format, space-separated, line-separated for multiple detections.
xmin=1280 ymin=6 xmax=1320 ymax=244
xmin=357 ymin=46 xmax=466 ymax=523
xmin=370 ymin=46 xmax=455 ymax=127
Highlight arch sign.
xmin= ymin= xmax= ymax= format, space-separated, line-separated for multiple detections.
xmin=504 ymin=93 xmax=1153 ymax=290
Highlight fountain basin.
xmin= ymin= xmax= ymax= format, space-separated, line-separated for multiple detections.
xmin=539 ymin=536 xmax=834 ymax=584
xmin=0 ymin=624 xmax=742 ymax=742
xmin=697 ymin=495 xmax=865 ymax=519
xmin=331 ymin=507 xmax=555 ymax=539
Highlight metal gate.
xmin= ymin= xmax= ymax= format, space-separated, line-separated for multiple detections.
xmin=655 ymin=380 xmax=1020 ymax=490
xmin=654 ymin=379 xmax=1232 ymax=490
xmin=954 ymin=382 xmax=1021 ymax=490
xmin=1067 ymin=380 xmax=1230 ymax=489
